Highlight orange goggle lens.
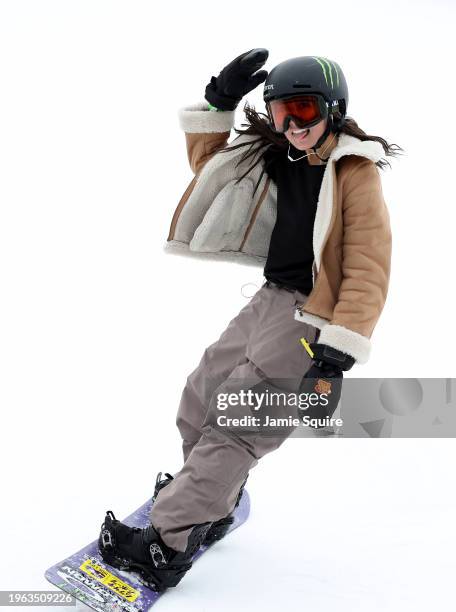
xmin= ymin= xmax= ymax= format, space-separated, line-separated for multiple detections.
xmin=267 ymin=95 xmax=325 ymax=133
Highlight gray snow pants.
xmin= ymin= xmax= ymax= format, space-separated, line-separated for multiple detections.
xmin=150 ymin=282 xmax=319 ymax=551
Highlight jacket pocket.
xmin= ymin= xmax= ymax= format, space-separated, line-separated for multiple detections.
xmin=189 ymin=178 xmax=254 ymax=252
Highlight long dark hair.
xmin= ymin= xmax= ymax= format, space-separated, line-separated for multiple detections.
xmin=217 ymin=101 xmax=404 ymax=196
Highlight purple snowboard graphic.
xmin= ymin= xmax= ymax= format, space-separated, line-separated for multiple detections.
xmin=45 ymin=491 xmax=250 ymax=611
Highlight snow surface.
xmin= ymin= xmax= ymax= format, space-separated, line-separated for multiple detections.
xmin=4 ymin=440 xmax=456 ymax=612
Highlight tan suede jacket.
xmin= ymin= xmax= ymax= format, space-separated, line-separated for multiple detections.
xmin=166 ymin=102 xmax=392 ymax=364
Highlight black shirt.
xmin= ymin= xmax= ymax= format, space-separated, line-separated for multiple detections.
xmin=263 ymin=145 xmax=326 ymax=295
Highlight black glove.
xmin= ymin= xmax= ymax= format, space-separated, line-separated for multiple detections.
xmin=205 ymin=48 xmax=269 ymax=111
xmin=309 ymin=343 xmax=355 ymax=372
xmin=298 ymin=344 xmax=354 ymax=425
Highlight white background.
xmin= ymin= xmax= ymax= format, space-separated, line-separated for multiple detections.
xmin=1 ymin=1 xmax=455 ymax=611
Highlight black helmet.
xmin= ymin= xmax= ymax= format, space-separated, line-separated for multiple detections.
xmin=263 ymin=56 xmax=349 ymax=138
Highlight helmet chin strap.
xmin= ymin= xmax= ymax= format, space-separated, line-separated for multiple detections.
xmin=287 ymin=115 xmax=337 ymax=163
xmin=311 ymin=114 xmax=334 ymax=153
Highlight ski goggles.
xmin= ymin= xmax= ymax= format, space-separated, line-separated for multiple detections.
xmin=266 ymin=94 xmax=329 ymax=133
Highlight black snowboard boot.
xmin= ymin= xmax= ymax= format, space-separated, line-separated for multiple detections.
xmin=98 ymin=511 xmax=211 ymax=592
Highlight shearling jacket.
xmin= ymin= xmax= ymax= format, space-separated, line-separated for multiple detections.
xmin=166 ymin=101 xmax=392 ymax=364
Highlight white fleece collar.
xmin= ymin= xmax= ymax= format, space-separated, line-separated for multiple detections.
xmin=311 ymin=132 xmax=385 ymax=273
xmin=330 ymin=132 xmax=385 ymax=163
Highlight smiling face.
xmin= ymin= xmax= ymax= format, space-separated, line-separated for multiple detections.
xmin=284 ymin=117 xmax=328 ymax=151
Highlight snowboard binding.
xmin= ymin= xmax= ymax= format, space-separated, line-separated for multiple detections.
xmin=152 ymin=471 xmax=174 ymax=503
xmin=98 ymin=510 xmax=211 ymax=592
xmin=152 ymin=471 xmax=248 ymax=545
xmin=204 ymin=475 xmax=248 ymax=543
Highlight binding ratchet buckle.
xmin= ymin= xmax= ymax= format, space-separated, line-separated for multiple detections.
xmin=150 ymin=543 xmax=167 ymax=568
xmin=101 ymin=528 xmax=113 ymax=548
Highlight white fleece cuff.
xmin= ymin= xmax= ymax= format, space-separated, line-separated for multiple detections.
xmin=317 ymin=323 xmax=371 ymax=364
xmin=178 ymin=101 xmax=236 ymax=133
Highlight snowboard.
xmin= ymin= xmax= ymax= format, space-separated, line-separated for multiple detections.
xmin=45 ymin=490 xmax=250 ymax=612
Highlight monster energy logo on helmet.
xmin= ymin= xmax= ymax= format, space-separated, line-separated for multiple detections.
xmin=311 ymin=56 xmax=340 ymax=89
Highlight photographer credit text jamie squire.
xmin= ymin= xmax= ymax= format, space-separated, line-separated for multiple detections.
xmin=215 ymin=388 xmax=344 ymax=429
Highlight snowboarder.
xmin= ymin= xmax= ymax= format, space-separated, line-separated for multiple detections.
xmin=98 ymin=48 xmax=400 ymax=592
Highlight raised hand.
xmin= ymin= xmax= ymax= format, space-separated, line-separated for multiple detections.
xmin=205 ymin=48 xmax=269 ymax=111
